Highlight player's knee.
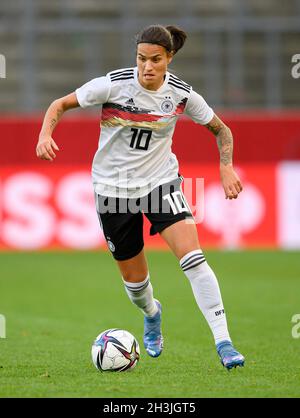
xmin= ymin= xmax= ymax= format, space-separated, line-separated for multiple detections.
xmin=121 ymin=270 xmax=149 ymax=283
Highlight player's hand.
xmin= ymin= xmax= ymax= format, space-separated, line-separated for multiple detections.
xmin=220 ymin=164 xmax=243 ymax=199
xmin=36 ymin=136 xmax=59 ymax=162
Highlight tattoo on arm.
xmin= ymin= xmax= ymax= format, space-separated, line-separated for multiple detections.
xmin=205 ymin=115 xmax=233 ymax=166
xmin=49 ymin=108 xmax=63 ymax=131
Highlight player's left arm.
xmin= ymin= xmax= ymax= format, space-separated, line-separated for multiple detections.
xmin=205 ymin=114 xmax=243 ymax=199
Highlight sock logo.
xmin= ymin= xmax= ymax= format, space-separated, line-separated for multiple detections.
xmin=215 ymin=309 xmax=225 ymax=317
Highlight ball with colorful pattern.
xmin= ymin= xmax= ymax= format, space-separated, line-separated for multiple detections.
xmin=91 ymin=328 xmax=140 ymax=372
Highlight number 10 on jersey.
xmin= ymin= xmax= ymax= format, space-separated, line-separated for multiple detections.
xmin=130 ymin=128 xmax=152 ymax=151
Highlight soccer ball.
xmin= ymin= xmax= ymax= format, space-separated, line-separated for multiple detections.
xmin=91 ymin=328 xmax=140 ymax=372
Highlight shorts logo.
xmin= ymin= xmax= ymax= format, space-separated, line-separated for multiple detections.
xmin=107 ymin=240 xmax=115 ymax=252
xmin=160 ymin=98 xmax=174 ymax=113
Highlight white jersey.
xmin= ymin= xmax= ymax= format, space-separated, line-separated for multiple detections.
xmin=75 ymin=67 xmax=214 ymax=198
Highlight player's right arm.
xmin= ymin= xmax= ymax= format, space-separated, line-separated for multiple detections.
xmin=36 ymin=92 xmax=79 ymax=161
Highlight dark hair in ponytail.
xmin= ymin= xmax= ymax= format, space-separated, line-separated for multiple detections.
xmin=135 ymin=24 xmax=187 ymax=55
xmin=165 ymin=25 xmax=187 ymax=54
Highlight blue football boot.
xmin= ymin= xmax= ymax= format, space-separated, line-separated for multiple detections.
xmin=216 ymin=340 xmax=245 ymax=370
xmin=144 ymin=299 xmax=163 ymax=358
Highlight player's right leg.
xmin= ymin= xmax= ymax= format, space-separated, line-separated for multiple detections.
xmin=117 ymin=251 xmax=163 ymax=358
xmin=94 ymin=193 xmax=163 ymax=358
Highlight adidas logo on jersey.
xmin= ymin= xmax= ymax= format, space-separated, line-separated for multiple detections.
xmin=125 ymin=98 xmax=135 ymax=106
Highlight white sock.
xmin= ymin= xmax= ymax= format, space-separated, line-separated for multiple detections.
xmin=123 ymin=273 xmax=158 ymax=318
xmin=180 ymin=250 xmax=231 ymax=345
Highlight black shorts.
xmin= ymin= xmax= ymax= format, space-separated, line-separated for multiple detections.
xmin=95 ymin=177 xmax=193 ymax=261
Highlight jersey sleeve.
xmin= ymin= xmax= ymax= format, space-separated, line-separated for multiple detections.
xmin=75 ymin=76 xmax=111 ymax=108
xmin=184 ymin=90 xmax=214 ymax=125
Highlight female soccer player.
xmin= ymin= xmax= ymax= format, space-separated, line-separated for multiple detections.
xmin=36 ymin=25 xmax=245 ymax=370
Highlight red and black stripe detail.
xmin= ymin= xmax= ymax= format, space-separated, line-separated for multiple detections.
xmin=101 ymin=99 xmax=188 ymax=124
xmin=102 ymin=103 xmax=161 ymax=123
xmin=174 ymin=98 xmax=188 ymax=115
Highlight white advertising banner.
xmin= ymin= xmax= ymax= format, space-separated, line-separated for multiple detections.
xmin=277 ymin=162 xmax=300 ymax=248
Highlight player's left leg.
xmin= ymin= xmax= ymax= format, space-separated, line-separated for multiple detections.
xmin=160 ymin=219 xmax=245 ymax=370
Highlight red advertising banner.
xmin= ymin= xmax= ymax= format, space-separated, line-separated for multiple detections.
xmin=0 ymin=166 xmax=103 ymax=250
xmin=0 ymin=163 xmax=280 ymax=250
xmin=1 ymin=112 xmax=300 ymax=166
xmin=180 ymin=164 xmax=277 ymax=248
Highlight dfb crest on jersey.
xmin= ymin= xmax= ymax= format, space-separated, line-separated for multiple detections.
xmin=160 ymin=98 xmax=174 ymax=113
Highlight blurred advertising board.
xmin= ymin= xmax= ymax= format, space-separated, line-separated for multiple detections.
xmin=0 ymin=162 xmax=299 ymax=250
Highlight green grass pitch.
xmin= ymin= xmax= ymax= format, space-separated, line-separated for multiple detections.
xmin=0 ymin=250 xmax=299 ymax=398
